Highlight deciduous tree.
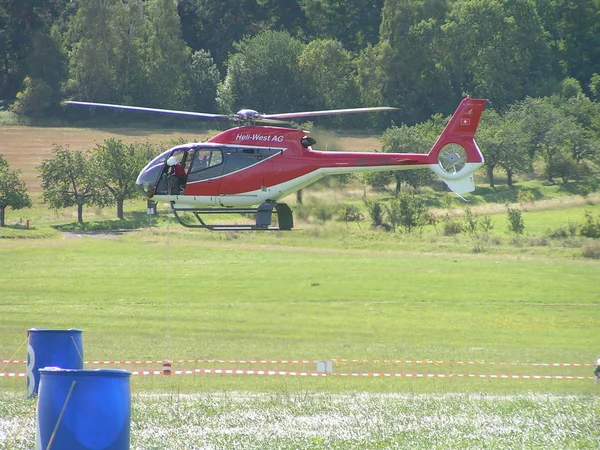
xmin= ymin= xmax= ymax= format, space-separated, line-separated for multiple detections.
xmin=217 ymin=30 xmax=305 ymax=113
xmin=143 ymin=0 xmax=192 ymax=109
xmin=93 ymin=139 xmax=149 ymax=220
xmin=0 ymin=155 xmax=31 ymax=227
xmin=40 ymin=146 xmax=110 ymax=224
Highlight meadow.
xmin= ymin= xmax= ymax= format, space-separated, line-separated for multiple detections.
xmin=1 ymin=124 xmax=599 ymax=448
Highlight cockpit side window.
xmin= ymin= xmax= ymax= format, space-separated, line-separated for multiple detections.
xmin=190 ymin=149 xmax=222 ymax=172
xmin=187 ymin=149 xmax=224 ymax=182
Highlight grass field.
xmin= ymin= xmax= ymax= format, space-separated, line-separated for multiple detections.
xmin=1 ymin=125 xmax=599 ymax=448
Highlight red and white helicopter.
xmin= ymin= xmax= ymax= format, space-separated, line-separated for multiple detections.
xmin=66 ymin=97 xmax=486 ymax=230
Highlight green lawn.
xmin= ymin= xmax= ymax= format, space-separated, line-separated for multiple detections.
xmin=1 ymin=226 xmax=598 ymax=392
xmin=1 ymin=197 xmax=600 ymax=449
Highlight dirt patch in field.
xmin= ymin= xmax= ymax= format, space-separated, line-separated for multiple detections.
xmin=60 ymin=229 xmax=140 ymax=240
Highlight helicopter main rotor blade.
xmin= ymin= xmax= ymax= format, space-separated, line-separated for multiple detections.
xmin=262 ymin=106 xmax=398 ymax=120
xmin=64 ymin=101 xmax=231 ymax=120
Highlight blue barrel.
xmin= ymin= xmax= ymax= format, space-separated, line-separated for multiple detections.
xmin=27 ymin=328 xmax=84 ymax=397
xmin=36 ymin=368 xmax=131 ymax=450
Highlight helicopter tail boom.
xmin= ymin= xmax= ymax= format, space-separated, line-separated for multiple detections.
xmin=426 ymin=96 xmax=487 ymax=194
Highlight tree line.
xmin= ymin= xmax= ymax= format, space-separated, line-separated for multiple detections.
xmin=2 ymin=0 xmax=600 ymax=126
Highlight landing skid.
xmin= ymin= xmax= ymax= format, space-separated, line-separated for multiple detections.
xmin=171 ymin=202 xmax=294 ymax=231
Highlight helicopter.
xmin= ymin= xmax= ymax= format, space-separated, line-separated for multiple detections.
xmin=65 ymin=97 xmax=487 ymax=231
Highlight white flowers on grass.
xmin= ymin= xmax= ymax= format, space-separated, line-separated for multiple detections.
xmin=129 ymin=392 xmax=596 ymax=449
xmin=0 ymin=392 xmax=596 ymax=449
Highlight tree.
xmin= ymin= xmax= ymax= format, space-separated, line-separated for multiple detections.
xmin=188 ymin=49 xmax=220 ymax=112
xmin=40 ymin=146 xmax=110 ymax=224
xmin=298 ymin=39 xmax=360 ymax=125
xmin=177 ymin=0 xmax=266 ymax=70
xmin=142 ymin=0 xmax=192 ymax=109
xmin=65 ymin=0 xmax=150 ymax=109
xmin=477 ymin=107 xmax=532 ymax=187
xmin=518 ymin=95 xmax=598 ymax=184
xmin=590 ymin=73 xmax=600 ymax=101
xmin=381 ymin=117 xmax=441 ymax=192
xmin=442 ymin=0 xmax=557 ymax=109
xmin=10 ymin=76 xmax=53 ymax=118
xmin=0 ymin=0 xmax=67 ymax=100
xmin=377 ymin=0 xmax=452 ymax=123
xmin=93 ymin=139 xmax=148 ymax=220
xmin=65 ymin=0 xmax=126 ymax=102
xmin=0 ymin=155 xmax=31 ymax=227
xmin=11 ymin=26 xmax=67 ymax=118
xmin=298 ymin=0 xmax=383 ymax=52
xmin=536 ymin=0 xmax=600 ymax=90
xmin=217 ymin=30 xmax=305 ymax=113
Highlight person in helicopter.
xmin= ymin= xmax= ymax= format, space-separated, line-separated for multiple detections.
xmin=167 ymin=156 xmax=187 ymax=194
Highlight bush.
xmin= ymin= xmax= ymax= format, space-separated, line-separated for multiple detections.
xmin=582 ymin=241 xmax=600 ymax=259
xmin=11 ymin=76 xmax=54 ymax=118
xmin=313 ymin=203 xmax=336 ymax=222
xmin=385 ymin=193 xmax=428 ymax=233
xmin=479 ymin=215 xmax=494 ymax=235
xmin=517 ymin=190 xmax=535 ymax=205
xmin=463 ymin=207 xmax=479 ymax=235
xmin=547 ymin=221 xmax=578 ymax=240
xmin=507 ymin=207 xmax=524 ymax=235
xmin=579 ymin=210 xmax=600 ymax=238
xmin=337 ymin=204 xmax=363 ymax=225
xmin=442 ymin=215 xmax=463 ymax=236
xmin=293 ymin=200 xmax=337 ymax=223
xmin=363 ymin=199 xmax=384 ymax=228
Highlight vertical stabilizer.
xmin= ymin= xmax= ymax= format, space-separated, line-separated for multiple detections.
xmin=427 ymin=97 xmax=487 ymax=194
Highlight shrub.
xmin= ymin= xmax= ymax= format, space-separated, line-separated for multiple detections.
xmin=547 ymin=221 xmax=578 ymax=240
xmin=579 ymin=210 xmax=600 ymax=238
xmin=547 ymin=226 xmax=568 ymax=239
xmin=463 ymin=207 xmax=479 ymax=235
xmin=294 ymin=200 xmax=337 ymax=223
xmin=582 ymin=241 xmax=600 ymax=259
xmin=517 ymin=190 xmax=535 ymax=205
xmin=479 ymin=215 xmax=494 ymax=234
xmin=337 ymin=204 xmax=363 ymax=225
xmin=363 ymin=199 xmax=384 ymax=228
xmin=507 ymin=207 xmax=524 ymax=235
xmin=313 ymin=203 xmax=336 ymax=222
xmin=442 ymin=215 xmax=463 ymax=236
xmin=526 ymin=235 xmax=550 ymax=246
xmin=385 ymin=193 xmax=428 ymax=233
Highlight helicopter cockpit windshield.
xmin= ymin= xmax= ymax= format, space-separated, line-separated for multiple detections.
xmin=136 ymin=147 xmax=189 ymax=197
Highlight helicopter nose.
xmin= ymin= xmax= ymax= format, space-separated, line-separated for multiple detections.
xmin=135 ymin=168 xmax=157 ymax=198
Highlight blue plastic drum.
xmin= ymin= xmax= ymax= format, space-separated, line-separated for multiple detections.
xmin=36 ymin=368 xmax=131 ymax=450
xmin=27 ymin=328 xmax=84 ymax=397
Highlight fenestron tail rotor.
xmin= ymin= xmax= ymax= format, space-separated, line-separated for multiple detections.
xmin=438 ymin=143 xmax=467 ymax=174
xmin=64 ymin=101 xmax=398 ymax=126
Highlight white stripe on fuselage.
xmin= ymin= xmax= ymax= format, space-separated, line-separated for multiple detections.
xmin=164 ymin=163 xmax=431 ymax=208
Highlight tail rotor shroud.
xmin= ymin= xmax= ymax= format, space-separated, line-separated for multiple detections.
xmin=438 ymin=143 xmax=468 ymax=175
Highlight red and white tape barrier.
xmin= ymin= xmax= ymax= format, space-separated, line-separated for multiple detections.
xmin=1 ymin=370 xmax=592 ymax=380
xmin=1 ymin=358 xmax=593 ymax=367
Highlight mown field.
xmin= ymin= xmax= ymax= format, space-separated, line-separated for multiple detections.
xmin=1 ymin=125 xmax=599 ymax=449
